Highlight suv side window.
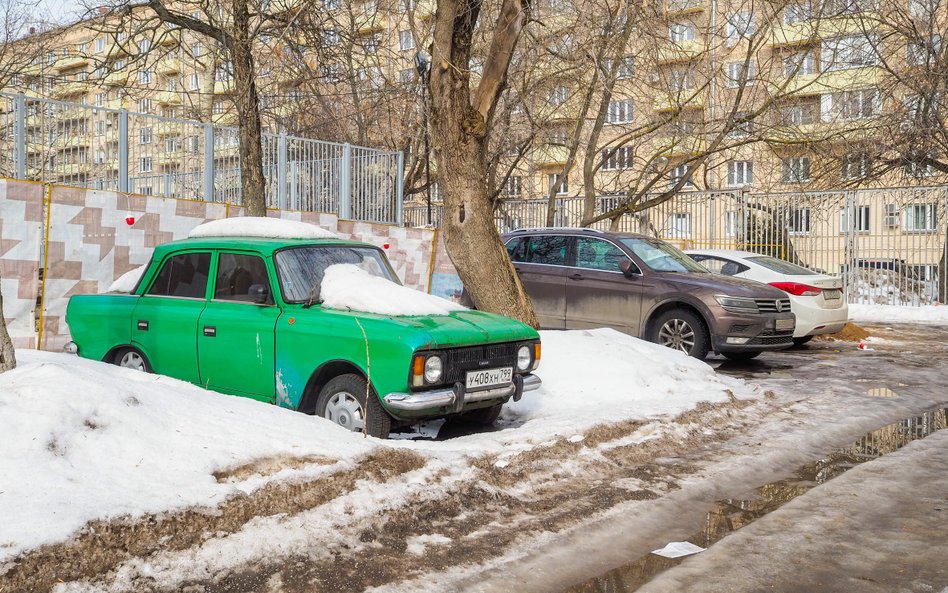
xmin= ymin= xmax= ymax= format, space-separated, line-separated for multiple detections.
xmin=523 ymin=235 xmax=569 ymax=266
xmin=575 ymin=237 xmax=631 ymax=272
xmin=505 ymin=236 xmax=526 ymax=262
xmin=214 ymin=253 xmax=272 ymax=303
xmin=147 ymin=252 xmax=211 ymax=299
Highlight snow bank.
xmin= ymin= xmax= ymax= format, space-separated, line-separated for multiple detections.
xmin=849 ymin=303 xmax=948 ymax=326
xmin=321 ymin=264 xmax=465 ymax=316
xmin=188 ymin=217 xmax=337 ymax=240
xmin=108 ymin=264 xmax=148 ymax=293
xmin=0 ymin=350 xmax=374 ymax=563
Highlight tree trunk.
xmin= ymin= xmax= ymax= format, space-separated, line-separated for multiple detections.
xmin=230 ymin=0 xmax=267 ymax=217
xmin=0 ymin=279 xmax=15 ymax=372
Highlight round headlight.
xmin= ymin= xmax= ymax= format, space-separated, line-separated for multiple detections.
xmin=424 ymin=356 xmax=443 ymax=383
xmin=517 ymin=345 xmax=532 ymax=371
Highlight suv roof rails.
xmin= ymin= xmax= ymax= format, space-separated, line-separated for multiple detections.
xmin=508 ymin=227 xmax=605 ymax=234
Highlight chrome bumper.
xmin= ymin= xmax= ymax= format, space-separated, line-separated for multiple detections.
xmin=384 ymin=374 xmax=542 ymax=413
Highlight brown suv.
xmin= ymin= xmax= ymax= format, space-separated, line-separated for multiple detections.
xmin=501 ymin=228 xmax=795 ymax=360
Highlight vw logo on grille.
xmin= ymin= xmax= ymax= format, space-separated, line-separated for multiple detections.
xmin=776 ymin=301 xmax=785 ymax=312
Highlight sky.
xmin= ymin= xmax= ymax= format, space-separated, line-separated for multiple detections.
xmin=31 ymin=0 xmax=85 ymax=26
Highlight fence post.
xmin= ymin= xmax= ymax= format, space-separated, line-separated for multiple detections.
xmin=708 ymin=191 xmax=716 ymax=248
xmin=339 ymin=143 xmax=352 ymax=219
xmin=13 ymin=93 xmax=26 ymax=179
xmin=396 ymin=151 xmax=405 ymax=226
xmin=204 ymin=124 xmax=215 ymax=202
xmin=118 ymin=109 xmax=129 ymax=193
xmin=277 ymin=133 xmax=288 ymax=210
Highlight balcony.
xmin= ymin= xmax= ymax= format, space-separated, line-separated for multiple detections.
xmin=53 ymin=82 xmax=89 ymax=99
xmin=533 ymin=144 xmax=569 ymax=166
xmin=157 ymin=58 xmax=180 ymax=76
xmin=769 ymin=13 xmax=879 ymax=48
xmin=104 ymin=70 xmax=130 ymax=86
xmin=652 ymin=91 xmax=704 ymax=112
xmin=158 ymin=29 xmax=180 ymax=47
xmin=780 ymin=66 xmax=881 ymax=96
xmin=656 ymin=40 xmax=704 ymax=64
xmin=105 ymin=43 xmax=129 ymax=60
xmin=766 ymin=119 xmax=882 ymax=143
xmin=156 ymin=91 xmax=182 ymax=106
xmin=214 ymin=79 xmax=233 ymax=94
xmin=658 ymin=134 xmax=705 ymax=157
xmin=662 ymin=0 xmax=704 ymax=15
xmin=55 ymin=55 xmax=90 ymax=72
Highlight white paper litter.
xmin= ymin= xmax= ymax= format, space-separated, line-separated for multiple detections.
xmin=320 ymin=264 xmax=466 ymax=316
xmin=188 ymin=217 xmax=338 ymax=240
xmin=651 ymin=541 xmax=706 ymax=558
xmin=108 ymin=264 xmax=149 ymax=293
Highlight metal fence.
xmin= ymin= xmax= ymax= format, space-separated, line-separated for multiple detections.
xmin=405 ymin=186 xmax=948 ymax=306
xmin=0 ymin=93 xmax=404 ymax=224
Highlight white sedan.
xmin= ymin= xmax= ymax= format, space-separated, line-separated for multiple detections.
xmin=686 ymin=249 xmax=849 ymax=345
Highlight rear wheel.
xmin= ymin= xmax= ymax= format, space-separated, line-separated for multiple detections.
xmin=722 ymin=351 xmax=762 ymax=362
xmin=649 ymin=309 xmax=711 ymax=360
xmin=792 ymin=336 xmax=814 ymax=346
xmin=112 ymin=348 xmax=151 ymax=372
xmin=316 ymin=374 xmax=391 ymax=439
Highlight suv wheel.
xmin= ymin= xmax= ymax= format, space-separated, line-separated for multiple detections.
xmin=650 ymin=309 xmax=711 ymax=360
xmin=316 ymin=374 xmax=392 ymax=439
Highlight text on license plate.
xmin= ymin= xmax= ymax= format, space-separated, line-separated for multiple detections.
xmin=823 ymin=289 xmax=842 ymax=300
xmin=466 ymin=367 xmax=513 ymax=390
xmin=776 ymin=318 xmax=795 ymax=331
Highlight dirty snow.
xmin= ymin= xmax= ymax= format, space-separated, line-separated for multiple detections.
xmin=107 ymin=264 xmax=149 ymax=293
xmin=849 ymin=303 xmax=948 ymax=325
xmin=320 ymin=264 xmax=466 ymax=316
xmin=188 ymin=217 xmax=338 ymax=240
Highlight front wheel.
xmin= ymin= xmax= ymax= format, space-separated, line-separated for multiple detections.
xmin=722 ymin=351 xmax=762 ymax=362
xmin=316 ymin=374 xmax=391 ymax=439
xmin=649 ymin=309 xmax=711 ymax=360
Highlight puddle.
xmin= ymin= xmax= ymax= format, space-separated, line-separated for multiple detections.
xmin=561 ymin=407 xmax=948 ymax=593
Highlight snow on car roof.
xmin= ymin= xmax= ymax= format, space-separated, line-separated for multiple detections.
xmin=188 ymin=217 xmax=339 ymax=240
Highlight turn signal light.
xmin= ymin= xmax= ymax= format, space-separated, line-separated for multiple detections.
xmin=533 ymin=342 xmax=541 ymax=370
xmin=411 ymin=355 xmax=425 ymax=387
xmin=768 ymin=282 xmax=821 ymax=297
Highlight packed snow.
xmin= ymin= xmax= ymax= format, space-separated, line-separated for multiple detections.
xmin=188 ymin=217 xmax=338 ymax=240
xmin=107 ymin=264 xmax=149 ymax=293
xmin=849 ymin=303 xmax=948 ymax=325
xmin=0 ymin=329 xmax=752 ymax=564
xmin=320 ymin=264 xmax=466 ymax=316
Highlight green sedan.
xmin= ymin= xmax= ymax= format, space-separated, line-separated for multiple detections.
xmin=64 ymin=234 xmax=541 ymax=438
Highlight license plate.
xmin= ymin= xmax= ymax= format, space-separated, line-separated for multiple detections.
xmin=776 ymin=318 xmax=795 ymax=331
xmin=466 ymin=367 xmax=513 ymax=390
xmin=823 ymin=289 xmax=842 ymax=300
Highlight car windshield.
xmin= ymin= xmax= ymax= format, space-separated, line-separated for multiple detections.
xmin=747 ymin=255 xmax=818 ymax=276
xmin=619 ymin=237 xmax=709 ymax=273
xmin=275 ymin=245 xmax=398 ymax=303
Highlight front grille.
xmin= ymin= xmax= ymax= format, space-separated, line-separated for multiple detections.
xmin=754 ymin=298 xmax=792 ymax=313
xmin=442 ymin=343 xmax=519 ymax=385
xmin=747 ymin=329 xmax=793 ymax=346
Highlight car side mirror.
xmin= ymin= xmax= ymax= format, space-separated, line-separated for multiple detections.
xmin=619 ymin=259 xmax=640 ymax=278
xmin=249 ymin=284 xmax=270 ymax=304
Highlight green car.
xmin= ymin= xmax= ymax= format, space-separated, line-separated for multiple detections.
xmin=64 ymin=233 xmax=541 ymax=438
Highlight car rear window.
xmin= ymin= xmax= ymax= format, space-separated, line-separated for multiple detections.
xmin=147 ymin=252 xmax=211 ymax=299
xmin=520 ymin=236 xmax=569 ymax=266
xmin=747 ymin=256 xmax=818 ymax=275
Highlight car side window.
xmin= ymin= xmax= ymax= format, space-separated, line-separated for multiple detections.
xmin=505 ymin=237 xmax=526 ymax=262
xmin=574 ymin=237 xmax=631 ymax=272
xmin=147 ymin=252 xmax=211 ymax=299
xmin=214 ymin=253 xmax=272 ymax=303
xmin=523 ymin=236 xmax=569 ymax=266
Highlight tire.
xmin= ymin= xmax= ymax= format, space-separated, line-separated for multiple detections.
xmin=457 ymin=404 xmax=503 ymax=426
xmin=112 ymin=347 xmax=151 ymax=372
xmin=649 ymin=308 xmax=711 ymax=360
xmin=315 ymin=373 xmax=391 ymax=439
xmin=722 ymin=351 xmax=762 ymax=362
xmin=792 ymin=336 xmax=814 ymax=346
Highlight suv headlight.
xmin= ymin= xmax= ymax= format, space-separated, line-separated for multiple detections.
xmin=423 ymin=356 xmax=443 ymax=384
xmin=714 ymin=295 xmax=759 ymax=313
xmin=517 ymin=345 xmax=532 ymax=371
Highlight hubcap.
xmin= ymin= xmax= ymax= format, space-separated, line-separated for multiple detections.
xmin=658 ymin=319 xmax=696 ymax=354
xmin=119 ymin=351 xmax=145 ymax=371
xmin=324 ymin=391 xmax=366 ymax=432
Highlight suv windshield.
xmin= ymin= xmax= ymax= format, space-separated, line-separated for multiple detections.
xmin=619 ymin=237 xmax=709 ymax=273
xmin=275 ymin=245 xmax=397 ymax=303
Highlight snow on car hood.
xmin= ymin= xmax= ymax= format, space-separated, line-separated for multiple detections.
xmin=320 ymin=264 xmax=466 ymax=316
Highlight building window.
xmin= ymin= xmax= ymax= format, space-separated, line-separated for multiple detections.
xmin=781 ymin=156 xmax=811 ymax=182
xmin=840 ymin=151 xmax=870 ymax=180
xmin=726 ymin=160 xmax=753 ymax=187
xmin=907 ymin=35 xmax=942 ymax=66
xmin=323 ymin=28 xmax=340 ymax=46
xmin=904 ymin=203 xmax=937 ymax=231
xmin=139 ymin=128 xmax=152 ymax=144
xmin=783 ymin=51 xmax=815 ymax=76
xmin=504 ymin=175 xmax=522 ymax=198
xmin=821 ymin=35 xmax=878 ymax=71
xmin=548 ymin=173 xmax=568 ymax=194
xmin=96 ymin=91 xmax=108 ymax=107
xmin=602 ymin=147 xmax=634 ymax=171
xmin=398 ymin=68 xmax=414 ymax=84
xmin=324 ymin=0 xmax=341 ymax=8
xmin=139 ymin=157 xmax=153 ymax=172
xmin=727 ymin=112 xmax=753 ymax=138
xmin=669 ymin=163 xmax=695 ymax=187
xmin=166 ymin=76 xmax=178 ymax=91
xmin=725 ymin=210 xmax=741 ymax=236
xmin=138 ymin=98 xmax=152 ymax=113
xmin=399 ymin=30 xmax=414 ymax=50
xmin=614 ymin=55 xmax=635 ymax=79
xmin=669 ymin=23 xmax=695 ymax=43
xmin=840 ymin=205 xmax=870 ymax=232
xmin=139 ymin=70 xmax=152 ymax=84
xmin=905 ymin=150 xmax=936 ymax=177
xmin=726 ymin=11 xmax=756 ymax=42
xmin=665 ymin=213 xmax=692 ymax=238
xmin=548 ymin=85 xmax=568 ymax=106
xmin=788 ymin=207 xmax=811 ymax=234
xmin=669 ymin=68 xmax=695 ymax=91
xmin=138 ymin=39 xmax=151 ymax=54
xmin=784 ymin=1 xmax=811 ymax=24
xmin=725 ymin=61 xmax=756 ymax=87
xmin=363 ymin=34 xmax=381 ymax=53
xmin=192 ymin=42 xmax=203 ymax=57
xmin=212 ymin=100 xmax=225 ymax=114
xmin=784 ymin=104 xmax=816 ymax=125
xmin=606 ymin=99 xmax=633 ymax=124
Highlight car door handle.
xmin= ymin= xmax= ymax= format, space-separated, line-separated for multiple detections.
xmin=568 ymin=273 xmax=584 ymax=281
xmin=137 ymin=320 xmax=148 ymax=331
xmin=203 ymin=326 xmax=217 ymax=337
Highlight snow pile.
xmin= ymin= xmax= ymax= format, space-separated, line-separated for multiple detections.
xmin=321 ymin=264 xmax=466 ymax=316
xmin=849 ymin=303 xmax=948 ymax=325
xmin=188 ymin=217 xmax=338 ymax=240
xmin=850 ymin=268 xmax=934 ymax=306
xmin=108 ymin=264 xmax=149 ymax=293
xmin=0 ymin=350 xmax=374 ymax=563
